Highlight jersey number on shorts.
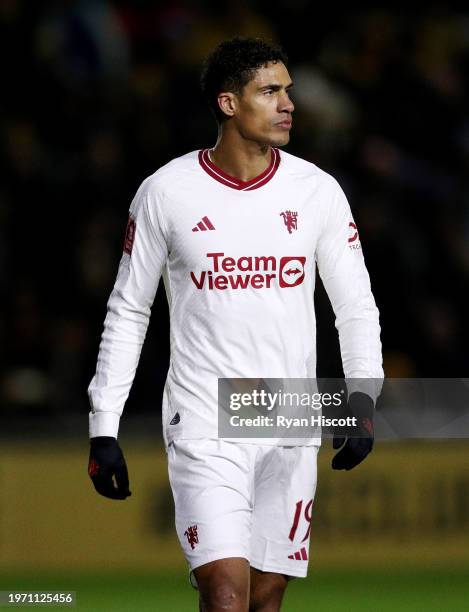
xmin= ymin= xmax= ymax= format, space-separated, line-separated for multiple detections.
xmin=288 ymin=499 xmax=313 ymax=543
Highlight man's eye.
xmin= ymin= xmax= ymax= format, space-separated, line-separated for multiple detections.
xmin=264 ymin=90 xmax=273 ymax=95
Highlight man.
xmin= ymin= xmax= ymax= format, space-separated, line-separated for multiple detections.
xmin=87 ymin=37 xmax=383 ymax=611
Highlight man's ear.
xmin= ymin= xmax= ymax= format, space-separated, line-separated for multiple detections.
xmin=217 ymin=92 xmax=237 ymax=119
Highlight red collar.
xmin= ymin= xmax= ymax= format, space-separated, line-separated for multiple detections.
xmin=198 ymin=148 xmax=280 ymax=191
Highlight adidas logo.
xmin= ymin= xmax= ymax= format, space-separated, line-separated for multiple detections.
xmin=288 ymin=547 xmax=308 ymax=561
xmin=192 ymin=216 xmax=215 ymax=232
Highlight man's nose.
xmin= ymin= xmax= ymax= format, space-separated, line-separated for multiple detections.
xmin=279 ymin=91 xmax=294 ymax=113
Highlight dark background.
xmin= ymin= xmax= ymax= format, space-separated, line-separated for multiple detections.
xmin=2 ymin=1 xmax=468 ymax=436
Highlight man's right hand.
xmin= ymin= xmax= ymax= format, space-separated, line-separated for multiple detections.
xmin=88 ymin=437 xmax=132 ymax=500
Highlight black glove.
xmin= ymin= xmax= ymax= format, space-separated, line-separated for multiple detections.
xmin=331 ymin=392 xmax=374 ymax=471
xmin=88 ymin=436 xmax=132 ymax=500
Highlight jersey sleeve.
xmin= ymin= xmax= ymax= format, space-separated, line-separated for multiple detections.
xmin=315 ymin=179 xmax=384 ymax=400
xmin=87 ymin=177 xmax=169 ymax=438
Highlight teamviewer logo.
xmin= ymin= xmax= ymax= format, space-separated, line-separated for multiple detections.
xmin=279 ymin=257 xmax=306 ymax=288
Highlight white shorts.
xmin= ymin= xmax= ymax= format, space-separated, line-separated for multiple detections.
xmin=167 ymin=439 xmax=319 ymax=578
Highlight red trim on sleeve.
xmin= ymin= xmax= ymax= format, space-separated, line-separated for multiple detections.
xmin=198 ymin=148 xmax=280 ymax=190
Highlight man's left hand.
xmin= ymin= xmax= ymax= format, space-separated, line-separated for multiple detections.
xmin=331 ymin=392 xmax=374 ymax=471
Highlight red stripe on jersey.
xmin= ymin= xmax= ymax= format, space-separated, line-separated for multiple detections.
xmin=202 ymin=215 xmax=215 ymax=229
xmin=197 ymin=221 xmax=207 ymax=231
xmin=300 ymin=547 xmax=308 ymax=560
xmin=294 ymin=551 xmax=301 ymax=560
xmin=198 ymin=148 xmax=280 ymax=190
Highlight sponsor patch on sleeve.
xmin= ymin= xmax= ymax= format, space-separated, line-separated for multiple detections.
xmin=348 ymin=221 xmax=361 ymax=250
xmin=123 ymin=215 xmax=136 ymax=255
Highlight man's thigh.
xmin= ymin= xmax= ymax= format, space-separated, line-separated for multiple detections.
xmin=250 ymin=445 xmax=319 ymax=579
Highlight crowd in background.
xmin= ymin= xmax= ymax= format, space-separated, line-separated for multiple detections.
xmin=2 ymin=0 xmax=469 ymax=428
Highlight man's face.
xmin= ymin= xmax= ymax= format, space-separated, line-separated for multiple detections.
xmin=224 ymin=61 xmax=294 ymax=147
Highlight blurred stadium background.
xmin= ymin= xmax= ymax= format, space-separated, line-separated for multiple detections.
xmin=1 ymin=1 xmax=468 ymax=609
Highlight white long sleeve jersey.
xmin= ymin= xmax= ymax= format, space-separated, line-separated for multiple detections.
xmin=88 ymin=148 xmax=383 ymax=447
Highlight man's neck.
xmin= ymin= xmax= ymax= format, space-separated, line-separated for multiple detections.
xmin=210 ymin=129 xmax=272 ymax=183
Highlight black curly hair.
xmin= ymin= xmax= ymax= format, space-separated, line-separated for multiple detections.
xmin=200 ymin=37 xmax=288 ymax=124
